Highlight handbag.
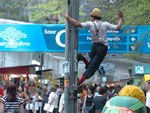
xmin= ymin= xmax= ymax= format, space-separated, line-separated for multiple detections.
xmin=25 ymin=103 xmax=33 ymax=110
xmin=88 ymin=103 xmax=95 ymax=113
xmin=43 ymin=103 xmax=55 ymax=112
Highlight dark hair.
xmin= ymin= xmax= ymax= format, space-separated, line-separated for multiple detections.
xmin=103 ymin=86 xmax=108 ymax=90
xmin=108 ymin=93 xmax=114 ymax=99
xmin=60 ymin=86 xmax=64 ymax=90
xmin=6 ymin=82 xmax=17 ymax=101
xmin=99 ymin=87 xmax=107 ymax=95
xmin=87 ymin=86 xmax=94 ymax=94
xmin=91 ymin=15 xmax=102 ymax=20
xmin=18 ymin=85 xmax=24 ymax=92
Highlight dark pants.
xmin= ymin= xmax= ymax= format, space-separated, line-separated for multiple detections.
xmin=83 ymin=43 xmax=108 ymax=78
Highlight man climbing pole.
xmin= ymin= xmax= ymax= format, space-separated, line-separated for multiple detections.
xmin=64 ymin=8 xmax=123 ymax=85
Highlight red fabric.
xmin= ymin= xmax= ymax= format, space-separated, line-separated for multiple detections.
xmin=77 ymin=75 xmax=87 ymax=85
xmin=0 ymin=99 xmax=4 ymax=104
xmin=0 ymin=87 xmax=4 ymax=96
xmin=82 ymin=57 xmax=90 ymax=68
xmin=0 ymin=66 xmax=29 ymax=74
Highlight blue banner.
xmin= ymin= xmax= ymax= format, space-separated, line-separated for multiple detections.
xmin=0 ymin=24 xmax=149 ymax=53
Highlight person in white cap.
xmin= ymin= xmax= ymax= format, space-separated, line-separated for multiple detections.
xmin=64 ymin=8 xmax=123 ymax=85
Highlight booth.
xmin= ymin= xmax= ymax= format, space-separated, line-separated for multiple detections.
xmin=0 ymin=64 xmax=40 ymax=91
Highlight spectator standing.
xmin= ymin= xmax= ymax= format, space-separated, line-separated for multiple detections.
xmin=18 ymin=85 xmax=29 ymax=113
xmin=36 ymin=86 xmax=43 ymax=98
xmin=47 ymin=86 xmax=58 ymax=113
xmin=94 ymin=85 xmax=101 ymax=96
xmin=30 ymin=87 xmax=39 ymax=113
xmin=58 ymin=86 xmax=64 ymax=113
xmin=42 ymin=86 xmax=50 ymax=113
xmin=82 ymin=86 xmax=94 ymax=113
xmin=93 ymin=87 xmax=107 ymax=113
xmin=81 ymin=85 xmax=87 ymax=103
xmin=0 ymin=82 xmax=24 ymax=113
xmin=54 ymin=85 xmax=60 ymax=97
xmin=145 ymin=80 xmax=150 ymax=112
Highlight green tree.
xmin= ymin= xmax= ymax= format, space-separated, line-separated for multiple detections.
xmin=28 ymin=0 xmax=67 ymax=23
xmin=0 ymin=0 xmax=29 ymax=21
xmin=121 ymin=0 xmax=150 ymax=25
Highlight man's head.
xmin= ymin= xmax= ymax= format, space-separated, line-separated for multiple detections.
xmin=50 ymin=86 xmax=56 ymax=92
xmin=42 ymin=86 xmax=48 ymax=92
xmin=99 ymin=87 xmax=107 ymax=95
xmin=119 ymin=85 xmax=145 ymax=104
xmin=90 ymin=8 xmax=102 ymax=21
xmin=59 ymin=86 xmax=64 ymax=93
xmin=145 ymin=80 xmax=150 ymax=90
xmin=96 ymin=86 xmax=101 ymax=92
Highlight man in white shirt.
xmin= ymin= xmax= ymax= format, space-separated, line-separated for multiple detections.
xmin=47 ymin=87 xmax=58 ymax=113
xmin=64 ymin=8 xmax=123 ymax=85
xmin=145 ymin=80 xmax=150 ymax=110
xmin=58 ymin=86 xmax=64 ymax=113
xmin=94 ymin=85 xmax=101 ymax=96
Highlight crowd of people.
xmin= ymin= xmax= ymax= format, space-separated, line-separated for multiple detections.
xmin=0 ymin=82 xmax=65 ymax=113
xmin=0 ymin=80 xmax=150 ymax=113
xmin=78 ymin=81 xmax=150 ymax=113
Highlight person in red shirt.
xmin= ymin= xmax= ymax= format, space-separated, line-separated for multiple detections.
xmin=0 ymin=87 xmax=4 ymax=98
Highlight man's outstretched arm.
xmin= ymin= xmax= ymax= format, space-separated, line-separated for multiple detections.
xmin=116 ymin=10 xmax=123 ymax=31
xmin=64 ymin=12 xmax=82 ymax=27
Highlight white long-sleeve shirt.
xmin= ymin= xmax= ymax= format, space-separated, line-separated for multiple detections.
xmin=48 ymin=92 xmax=58 ymax=108
xmin=59 ymin=93 xmax=64 ymax=112
xmin=146 ymin=90 xmax=150 ymax=108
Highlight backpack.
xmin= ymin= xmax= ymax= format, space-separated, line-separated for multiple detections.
xmin=104 ymin=100 xmax=144 ymax=113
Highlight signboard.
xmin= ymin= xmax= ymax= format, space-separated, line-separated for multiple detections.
xmin=102 ymin=77 xmax=107 ymax=82
xmin=98 ymin=63 xmax=115 ymax=76
xmin=135 ymin=65 xmax=144 ymax=74
xmin=144 ymin=74 xmax=150 ymax=82
xmin=0 ymin=24 xmax=150 ymax=53
xmin=133 ymin=64 xmax=150 ymax=75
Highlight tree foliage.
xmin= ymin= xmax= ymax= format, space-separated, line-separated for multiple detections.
xmin=121 ymin=0 xmax=150 ymax=25
xmin=0 ymin=0 xmax=28 ymax=21
xmin=0 ymin=0 xmax=149 ymax=25
xmin=28 ymin=0 xmax=66 ymax=23
xmin=79 ymin=0 xmax=150 ymax=25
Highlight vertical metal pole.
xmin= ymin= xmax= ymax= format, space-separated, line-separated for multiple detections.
xmin=69 ymin=0 xmax=79 ymax=113
xmin=64 ymin=0 xmax=70 ymax=113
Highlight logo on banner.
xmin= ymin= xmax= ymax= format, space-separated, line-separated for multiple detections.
xmin=148 ymin=42 xmax=150 ymax=48
xmin=135 ymin=65 xmax=144 ymax=74
xmin=56 ymin=30 xmax=65 ymax=47
xmin=0 ymin=27 xmax=30 ymax=48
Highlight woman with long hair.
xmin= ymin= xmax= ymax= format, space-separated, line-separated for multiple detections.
xmin=42 ymin=86 xmax=50 ymax=113
xmin=82 ymin=86 xmax=94 ymax=113
xmin=18 ymin=85 xmax=29 ymax=112
xmin=30 ymin=87 xmax=39 ymax=113
xmin=18 ymin=85 xmax=29 ymax=102
xmin=0 ymin=82 xmax=24 ymax=113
